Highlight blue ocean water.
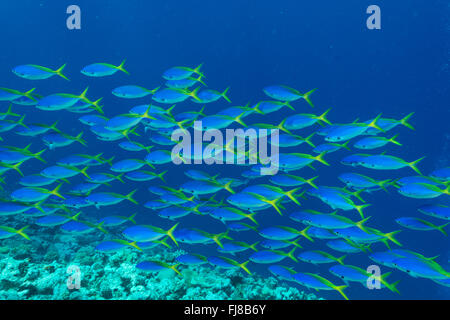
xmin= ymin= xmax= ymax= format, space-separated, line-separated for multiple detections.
xmin=0 ymin=0 xmax=449 ymax=300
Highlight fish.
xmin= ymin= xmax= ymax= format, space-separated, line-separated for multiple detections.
xmin=36 ymin=212 xmax=81 ymax=227
xmin=392 ymin=256 xmax=450 ymax=280
xmin=86 ymin=190 xmax=138 ymax=208
xmin=112 ymin=85 xmax=159 ymax=98
xmin=329 ymin=265 xmax=400 ymax=294
xmin=0 ymin=225 xmax=30 ymax=240
xmin=354 ymin=134 xmax=402 ymax=150
xmin=162 ymin=64 xmax=204 ymax=80
xmin=192 ymin=87 xmax=231 ymax=103
xmin=175 ymin=253 xmax=208 ymax=265
xmin=96 ymin=239 xmax=141 ymax=252
xmin=136 ymin=260 xmax=181 ymax=275
xmin=152 ymin=87 xmax=200 ymax=104
xmin=217 ymin=241 xmax=259 ymax=254
xmin=258 ymin=225 xmax=313 ymax=242
xmin=207 ymin=256 xmax=251 ymax=274
xmin=81 ymin=60 xmax=129 ymax=77
xmin=209 ymin=206 xmax=258 ymax=224
xmin=297 ymin=250 xmax=346 ymax=265
xmin=263 ymin=85 xmax=317 ymax=107
xmin=395 ymin=217 xmax=448 ymax=235
xmin=42 ymin=132 xmax=87 ymax=149
xmin=97 ymin=213 xmax=137 ymax=227
xmin=11 ymin=183 xmax=64 ymax=202
xmin=359 ymin=154 xmax=425 ymax=175
xmin=249 ymin=248 xmax=297 ymax=264
xmin=292 ymin=272 xmax=349 ymax=300
xmin=268 ymin=265 xmax=297 ymax=282
xmin=290 ymin=209 xmax=370 ymax=231
xmin=418 ymin=204 xmax=450 ymax=220
xmin=123 ymin=223 xmax=179 ymax=245
xmin=397 ymin=183 xmax=449 ymax=199
xmin=12 ymin=64 xmax=69 ymax=80
xmin=0 ymin=87 xmax=37 ymax=102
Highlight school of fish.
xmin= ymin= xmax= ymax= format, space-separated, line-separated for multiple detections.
xmin=0 ymin=60 xmax=449 ymax=300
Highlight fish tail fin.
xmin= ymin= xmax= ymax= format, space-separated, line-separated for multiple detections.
xmin=55 ymin=63 xmax=70 ymax=81
xmin=17 ymin=225 xmax=30 ymax=241
xmin=436 ymin=222 xmax=449 ymax=236
xmin=378 ymin=179 xmax=392 ymax=192
xmin=306 ymin=176 xmax=319 ymax=189
xmin=166 ymin=223 xmax=179 ymax=247
xmin=339 ymin=140 xmax=351 ymax=151
xmin=380 ymin=272 xmax=401 ymax=294
xmin=10 ymin=160 xmax=25 ymax=176
xmin=285 ymin=187 xmax=302 ymax=206
xmin=125 ymin=189 xmax=138 ymax=204
xmin=278 ymin=118 xmax=292 ymax=134
xmin=221 ymin=87 xmax=231 ymax=103
xmin=74 ymin=132 xmax=87 ymax=147
xmin=333 ymin=285 xmax=349 ymax=300
xmin=50 ymin=120 xmax=61 ymax=133
xmin=32 ymin=149 xmax=46 ymax=163
xmin=117 ymin=59 xmax=129 ymax=75
xmin=90 ymin=98 xmax=104 ymax=114
xmin=389 ymin=134 xmax=402 ymax=146
xmin=157 ymin=170 xmax=167 ymax=183
xmin=193 ymin=63 xmax=204 ymax=77
xmin=79 ymin=87 xmax=89 ymax=100
xmin=408 ymin=157 xmax=425 ymax=175
xmin=400 ymin=112 xmax=415 ymax=130
xmin=170 ymin=263 xmax=181 ymax=276
xmin=336 ymin=255 xmax=347 ymax=265
xmin=314 ymin=152 xmax=330 ymax=166
xmin=102 ymin=156 xmax=114 ymax=167
xmin=196 ymin=74 xmax=207 ymax=86
xmin=368 ymin=113 xmax=385 ymax=132
xmin=305 ymin=132 xmax=316 ymax=148
xmin=252 ymin=101 xmax=265 ymax=115
xmin=351 ymin=189 xmax=366 ymax=203
xmin=33 ymin=200 xmax=46 ymax=214
xmin=189 ymin=86 xmax=201 ymax=101
xmin=239 ymin=260 xmax=252 ymax=275
xmin=245 ymin=212 xmax=258 ymax=225
xmin=24 ymin=88 xmax=37 ymax=101
xmin=316 ymin=108 xmax=332 ymax=125
xmin=249 ymin=241 xmax=259 ymax=252
xmin=300 ymin=225 xmax=314 ymax=242
xmin=303 ymin=88 xmax=317 ymax=108
xmin=268 ymin=197 xmax=284 ymax=216
xmin=128 ymin=212 xmax=137 ymax=224
xmin=5 ymin=104 xmax=20 ymax=117
xmin=286 ymin=237 xmax=300 ymax=248
xmin=284 ymin=101 xmax=295 ymax=111
xmin=51 ymin=183 xmax=65 ymax=199
xmin=129 ymin=241 xmax=142 ymax=252
xmin=116 ymin=173 xmax=125 ymax=183
xmin=16 ymin=114 xmax=28 ymax=128
xmin=96 ymin=221 xmax=108 ymax=234
xmin=79 ymin=166 xmax=90 ymax=179
xmin=155 ymin=236 xmax=171 ymax=249
xmin=287 ymin=247 xmax=298 ymax=262
xmin=383 ymin=230 xmax=402 ymax=247
xmin=232 ymin=111 xmax=247 ymax=127
xmin=355 ymin=216 xmax=371 ymax=232
xmin=354 ymin=203 xmax=370 ymax=219
xmin=72 ymin=211 xmax=82 ymax=221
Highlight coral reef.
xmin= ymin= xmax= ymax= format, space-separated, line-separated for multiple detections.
xmin=0 ymin=231 xmax=320 ymax=300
